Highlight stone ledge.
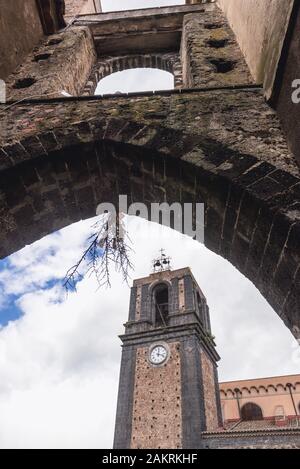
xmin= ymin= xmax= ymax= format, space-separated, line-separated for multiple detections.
xmin=75 ymin=2 xmax=214 ymax=24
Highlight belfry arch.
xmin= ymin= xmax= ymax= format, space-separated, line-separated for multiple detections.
xmin=152 ymin=282 xmax=170 ymax=327
xmin=0 ymin=1 xmax=300 ymax=342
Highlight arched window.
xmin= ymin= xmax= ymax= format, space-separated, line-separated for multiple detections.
xmin=153 ymin=283 xmax=169 ymax=327
xmin=241 ymin=403 xmax=263 ymax=421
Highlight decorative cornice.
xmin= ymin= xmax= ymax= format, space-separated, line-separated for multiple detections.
xmin=220 ymin=381 xmax=300 ymax=398
xmin=202 ymin=427 xmax=300 ymax=439
xmin=120 ymin=318 xmax=220 ymax=362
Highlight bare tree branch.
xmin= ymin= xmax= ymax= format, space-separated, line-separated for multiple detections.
xmin=63 ymin=213 xmax=133 ymax=291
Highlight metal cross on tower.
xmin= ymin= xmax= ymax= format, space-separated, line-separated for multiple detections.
xmin=152 ymin=249 xmax=172 ymax=272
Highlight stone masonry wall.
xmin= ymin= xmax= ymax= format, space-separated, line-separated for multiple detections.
xmin=65 ymin=0 xmax=88 ymax=17
xmin=64 ymin=0 xmax=100 ymax=23
xmin=181 ymin=9 xmax=253 ymax=88
xmin=5 ymin=27 xmax=96 ymax=100
xmin=130 ymin=342 xmax=182 ymax=449
xmin=178 ymin=278 xmax=185 ymax=311
xmin=0 ymin=90 xmax=296 ymax=175
xmin=3 ymin=5 xmax=254 ymax=100
xmin=217 ymin=0 xmax=295 ymax=99
xmin=0 ymin=0 xmax=44 ymax=80
xmin=201 ymin=349 xmax=219 ymax=431
xmin=135 ymin=286 xmax=142 ymax=321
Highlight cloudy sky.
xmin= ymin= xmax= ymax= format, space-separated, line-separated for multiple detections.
xmin=0 ymin=0 xmax=299 ymax=450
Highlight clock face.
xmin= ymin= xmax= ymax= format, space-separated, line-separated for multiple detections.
xmin=149 ymin=345 xmax=168 ymax=365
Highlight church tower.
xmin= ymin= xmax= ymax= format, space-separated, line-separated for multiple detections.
xmin=113 ymin=253 xmax=222 ymax=449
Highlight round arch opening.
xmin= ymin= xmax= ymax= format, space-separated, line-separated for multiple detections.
xmin=95 ymin=68 xmax=175 ymax=95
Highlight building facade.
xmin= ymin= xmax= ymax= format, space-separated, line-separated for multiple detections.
xmin=220 ymin=375 xmax=300 ymax=428
xmin=0 ymin=0 xmax=64 ymax=80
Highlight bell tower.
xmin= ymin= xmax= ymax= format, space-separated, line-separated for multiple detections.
xmin=113 ymin=253 xmax=222 ymax=449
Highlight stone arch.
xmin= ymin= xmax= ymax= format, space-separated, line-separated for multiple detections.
xmin=0 ymin=90 xmax=300 ymax=340
xmin=83 ymin=53 xmax=182 ymax=95
xmin=0 ymin=137 xmax=298 ymax=337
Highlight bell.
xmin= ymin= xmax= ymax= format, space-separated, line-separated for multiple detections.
xmin=155 ymin=261 xmax=161 ymax=267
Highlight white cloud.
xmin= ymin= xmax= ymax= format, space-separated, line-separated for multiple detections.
xmin=0 ymin=221 xmax=91 ymax=296
xmin=0 ymin=375 xmax=118 ymax=449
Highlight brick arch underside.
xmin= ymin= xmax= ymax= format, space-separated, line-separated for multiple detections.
xmin=0 ymin=89 xmax=299 ymax=338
